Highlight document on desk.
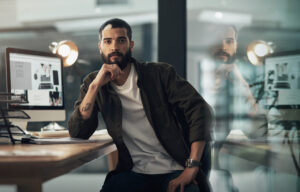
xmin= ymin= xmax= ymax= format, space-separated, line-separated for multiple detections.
xmin=0 ymin=149 xmax=63 ymax=157
xmin=29 ymin=130 xmax=112 ymax=144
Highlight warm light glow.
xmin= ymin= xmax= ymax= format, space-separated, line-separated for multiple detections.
xmin=247 ymin=40 xmax=274 ymax=66
xmin=58 ymin=44 xmax=71 ymax=57
xmin=65 ymin=50 xmax=79 ymax=67
xmin=247 ymin=51 xmax=259 ymax=66
xmin=254 ymin=43 xmax=269 ymax=57
xmin=49 ymin=40 xmax=79 ymax=67
xmin=49 ymin=42 xmax=58 ymax=54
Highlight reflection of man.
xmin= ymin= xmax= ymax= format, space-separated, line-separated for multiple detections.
xmin=212 ymin=25 xmax=237 ymax=65
xmin=69 ymin=18 xmax=213 ymax=192
xmin=208 ymin=25 xmax=259 ymax=168
xmin=211 ymin=25 xmax=256 ymax=105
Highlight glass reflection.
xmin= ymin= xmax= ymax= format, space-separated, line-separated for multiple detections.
xmin=187 ymin=0 xmax=300 ymax=191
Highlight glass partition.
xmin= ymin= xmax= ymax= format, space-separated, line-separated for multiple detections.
xmin=187 ymin=0 xmax=300 ymax=191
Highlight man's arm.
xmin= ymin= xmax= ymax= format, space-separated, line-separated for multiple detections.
xmin=80 ymin=64 xmax=124 ymax=119
xmin=161 ymin=63 xmax=213 ymax=143
xmin=189 ymin=141 xmax=205 ymax=162
xmin=79 ymin=82 xmax=99 ymax=119
xmin=68 ymin=64 xmax=123 ymax=138
xmin=167 ymin=141 xmax=205 ymax=192
xmin=159 ymin=64 xmax=212 ymax=191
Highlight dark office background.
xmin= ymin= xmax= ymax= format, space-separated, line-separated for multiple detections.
xmin=0 ymin=0 xmax=299 ymax=192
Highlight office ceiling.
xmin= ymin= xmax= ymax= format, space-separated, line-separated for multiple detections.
xmin=187 ymin=0 xmax=300 ymax=54
xmin=0 ymin=0 xmax=300 ymax=63
xmin=0 ymin=0 xmax=157 ymax=64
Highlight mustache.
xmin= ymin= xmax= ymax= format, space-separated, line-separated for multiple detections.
xmin=214 ymin=51 xmax=230 ymax=58
xmin=108 ymin=52 xmax=123 ymax=58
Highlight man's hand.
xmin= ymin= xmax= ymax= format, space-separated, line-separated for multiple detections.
xmin=79 ymin=63 xmax=123 ymax=119
xmin=167 ymin=167 xmax=199 ymax=192
xmin=93 ymin=63 xmax=124 ymax=88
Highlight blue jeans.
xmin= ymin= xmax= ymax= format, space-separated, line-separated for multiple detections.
xmin=100 ymin=170 xmax=199 ymax=192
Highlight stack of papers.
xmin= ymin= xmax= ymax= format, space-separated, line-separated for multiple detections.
xmin=25 ymin=129 xmax=111 ymax=144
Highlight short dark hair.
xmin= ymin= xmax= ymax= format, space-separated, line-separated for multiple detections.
xmin=98 ymin=18 xmax=132 ymax=41
xmin=229 ymin=25 xmax=238 ymax=40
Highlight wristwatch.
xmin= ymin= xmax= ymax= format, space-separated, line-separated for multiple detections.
xmin=185 ymin=158 xmax=201 ymax=168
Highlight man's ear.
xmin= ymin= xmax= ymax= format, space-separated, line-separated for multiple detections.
xmin=130 ymin=41 xmax=134 ymax=52
xmin=234 ymin=41 xmax=238 ymax=54
xmin=98 ymin=41 xmax=102 ymax=54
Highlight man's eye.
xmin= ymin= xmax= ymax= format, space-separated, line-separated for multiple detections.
xmin=118 ymin=39 xmax=126 ymax=43
xmin=104 ymin=40 xmax=111 ymax=44
xmin=226 ymin=39 xmax=234 ymax=44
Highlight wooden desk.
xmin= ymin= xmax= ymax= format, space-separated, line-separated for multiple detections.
xmin=0 ymin=135 xmax=116 ymax=192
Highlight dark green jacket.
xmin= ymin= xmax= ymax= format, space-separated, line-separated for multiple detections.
xmin=68 ymin=59 xmax=213 ymax=191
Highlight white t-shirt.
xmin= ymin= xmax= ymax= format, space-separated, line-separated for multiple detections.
xmin=112 ymin=64 xmax=184 ymax=174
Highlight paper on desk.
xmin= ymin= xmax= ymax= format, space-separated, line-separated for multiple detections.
xmin=0 ymin=149 xmax=63 ymax=156
xmin=31 ymin=129 xmax=109 ymax=138
xmin=30 ymin=130 xmax=112 ymax=144
xmin=93 ymin=129 xmax=108 ymax=135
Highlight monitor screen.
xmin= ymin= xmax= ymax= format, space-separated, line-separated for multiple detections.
xmin=6 ymin=47 xmax=64 ymax=109
xmin=264 ymin=50 xmax=300 ymax=108
xmin=5 ymin=47 xmax=66 ymax=126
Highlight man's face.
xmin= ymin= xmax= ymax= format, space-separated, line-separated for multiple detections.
xmin=98 ymin=25 xmax=134 ymax=70
xmin=212 ymin=26 xmax=237 ymax=64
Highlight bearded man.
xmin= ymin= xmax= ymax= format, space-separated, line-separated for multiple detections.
xmin=69 ymin=18 xmax=213 ymax=192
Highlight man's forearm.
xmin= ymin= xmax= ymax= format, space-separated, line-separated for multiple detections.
xmin=167 ymin=141 xmax=206 ymax=191
xmin=189 ymin=141 xmax=205 ymax=161
xmin=79 ymin=82 xmax=100 ymax=119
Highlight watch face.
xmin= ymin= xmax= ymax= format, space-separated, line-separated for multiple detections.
xmin=185 ymin=159 xmax=200 ymax=168
xmin=186 ymin=159 xmax=192 ymax=167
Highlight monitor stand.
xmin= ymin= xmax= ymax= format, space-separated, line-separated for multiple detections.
xmin=41 ymin=122 xmax=65 ymax=132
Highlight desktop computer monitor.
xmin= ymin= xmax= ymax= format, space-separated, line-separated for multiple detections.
xmin=5 ymin=47 xmax=66 ymax=130
xmin=264 ymin=50 xmax=300 ymax=108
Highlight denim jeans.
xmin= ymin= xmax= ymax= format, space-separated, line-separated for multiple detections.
xmin=100 ymin=170 xmax=199 ymax=192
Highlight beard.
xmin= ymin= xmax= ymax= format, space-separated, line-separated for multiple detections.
xmin=101 ymin=49 xmax=132 ymax=70
xmin=213 ymin=50 xmax=236 ymax=64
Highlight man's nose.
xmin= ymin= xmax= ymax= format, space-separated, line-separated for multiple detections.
xmin=111 ymin=40 xmax=120 ymax=51
xmin=221 ymin=40 xmax=227 ymax=50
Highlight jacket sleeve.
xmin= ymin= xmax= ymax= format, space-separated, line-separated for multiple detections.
xmin=68 ymin=75 xmax=99 ymax=139
xmin=160 ymin=63 xmax=213 ymax=144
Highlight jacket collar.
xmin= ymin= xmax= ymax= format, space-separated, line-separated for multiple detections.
xmin=131 ymin=58 xmax=144 ymax=89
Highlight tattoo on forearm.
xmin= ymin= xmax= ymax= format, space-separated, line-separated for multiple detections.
xmin=81 ymin=103 xmax=92 ymax=112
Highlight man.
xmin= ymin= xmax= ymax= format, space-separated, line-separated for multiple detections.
xmin=69 ymin=18 xmax=212 ymax=192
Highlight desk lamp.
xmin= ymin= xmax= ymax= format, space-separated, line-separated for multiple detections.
xmin=49 ymin=40 xmax=79 ymax=67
